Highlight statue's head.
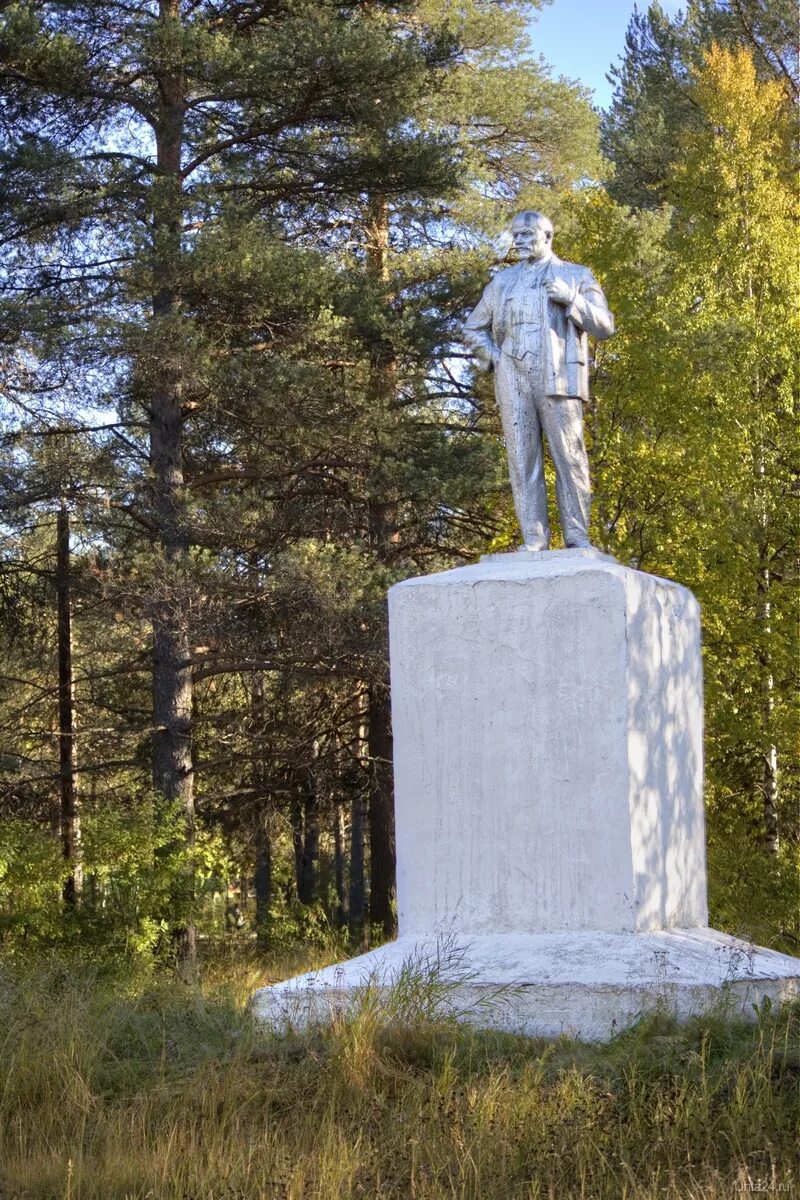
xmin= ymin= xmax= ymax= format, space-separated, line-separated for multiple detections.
xmin=510 ymin=211 xmax=553 ymax=261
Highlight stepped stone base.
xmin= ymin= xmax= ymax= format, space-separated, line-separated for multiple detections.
xmin=251 ymin=929 xmax=800 ymax=1042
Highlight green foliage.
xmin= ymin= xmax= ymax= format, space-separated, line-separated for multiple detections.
xmin=0 ymin=819 xmax=68 ymax=945
xmin=0 ymin=795 xmax=232 ymax=962
xmin=601 ymin=0 xmax=799 ymax=209
xmin=708 ymin=822 xmax=800 ymax=955
xmin=570 ymin=43 xmax=799 ymax=940
xmin=80 ymin=793 xmax=233 ymax=959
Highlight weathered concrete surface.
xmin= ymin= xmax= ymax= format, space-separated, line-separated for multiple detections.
xmin=252 ymin=551 xmax=800 ymax=1041
xmin=251 ymin=930 xmax=800 ymax=1041
xmin=390 ymin=550 xmax=706 ymax=936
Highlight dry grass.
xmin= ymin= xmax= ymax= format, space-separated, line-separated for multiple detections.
xmin=0 ymin=948 xmax=798 ymax=1199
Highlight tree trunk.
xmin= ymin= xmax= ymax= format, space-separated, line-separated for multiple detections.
xmin=57 ymin=501 xmax=81 ymax=906
xmin=348 ymin=689 xmax=368 ymax=942
xmin=762 ymin=739 xmax=779 ymax=855
xmin=757 ymin=539 xmax=779 ymax=855
xmin=348 ymin=790 xmax=366 ymax=941
xmin=363 ymin=194 xmax=398 ymax=938
xmin=290 ymin=771 xmax=319 ymax=907
xmin=150 ymin=0 xmax=195 ymax=968
xmin=752 ymin=403 xmax=780 ymax=856
xmin=254 ymin=812 xmax=272 ymax=947
xmin=333 ymin=803 xmax=346 ymax=927
xmin=365 ymin=497 xmax=396 ymax=937
xmin=367 ymin=680 xmax=395 ymax=937
xmin=365 ymin=193 xmax=390 ymax=283
xmin=300 ymin=773 xmax=318 ymax=905
xmin=290 ymin=795 xmax=304 ymax=900
xmin=250 ymin=662 xmax=271 ymax=946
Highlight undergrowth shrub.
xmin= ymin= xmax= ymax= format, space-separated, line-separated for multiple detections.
xmin=0 ymin=793 xmax=231 ymax=965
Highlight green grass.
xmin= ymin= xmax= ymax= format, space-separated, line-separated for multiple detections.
xmin=0 ymin=947 xmax=798 ymax=1199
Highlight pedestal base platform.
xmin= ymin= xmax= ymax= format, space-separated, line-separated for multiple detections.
xmin=251 ymin=930 xmax=800 ymax=1042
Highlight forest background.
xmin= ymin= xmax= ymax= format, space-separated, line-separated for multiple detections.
xmin=0 ymin=0 xmax=797 ymax=973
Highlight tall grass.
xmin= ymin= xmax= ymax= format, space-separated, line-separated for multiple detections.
xmin=0 ymin=949 xmax=797 ymax=1199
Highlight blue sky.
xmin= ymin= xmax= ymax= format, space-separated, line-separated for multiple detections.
xmin=528 ymin=0 xmax=685 ymax=110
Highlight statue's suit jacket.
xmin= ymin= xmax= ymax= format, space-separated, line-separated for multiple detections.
xmin=463 ymin=255 xmax=614 ymax=402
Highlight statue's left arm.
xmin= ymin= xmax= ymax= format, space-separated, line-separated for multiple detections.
xmin=564 ymin=271 xmax=615 ymax=341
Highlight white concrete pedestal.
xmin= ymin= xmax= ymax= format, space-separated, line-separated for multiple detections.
xmin=252 ymin=551 xmax=800 ymax=1040
xmin=252 ymin=930 xmax=800 ymax=1041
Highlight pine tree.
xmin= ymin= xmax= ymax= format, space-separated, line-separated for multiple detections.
xmin=602 ymin=0 xmax=799 ymax=209
xmin=0 ymin=1 xmax=604 ymax=952
xmin=0 ymin=0 xmax=464 ymax=960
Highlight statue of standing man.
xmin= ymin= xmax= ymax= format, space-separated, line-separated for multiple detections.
xmin=464 ymin=211 xmax=614 ymax=551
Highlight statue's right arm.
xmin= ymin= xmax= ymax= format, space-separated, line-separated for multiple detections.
xmin=463 ymin=279 xmax=498 ymax=373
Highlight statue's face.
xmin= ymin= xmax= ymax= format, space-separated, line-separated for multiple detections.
xmin=511 ymin=218 xmax=551 ymax=261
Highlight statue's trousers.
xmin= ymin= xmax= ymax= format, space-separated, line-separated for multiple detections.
xmin=494 ymin=349 xmax=591 ymax=549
